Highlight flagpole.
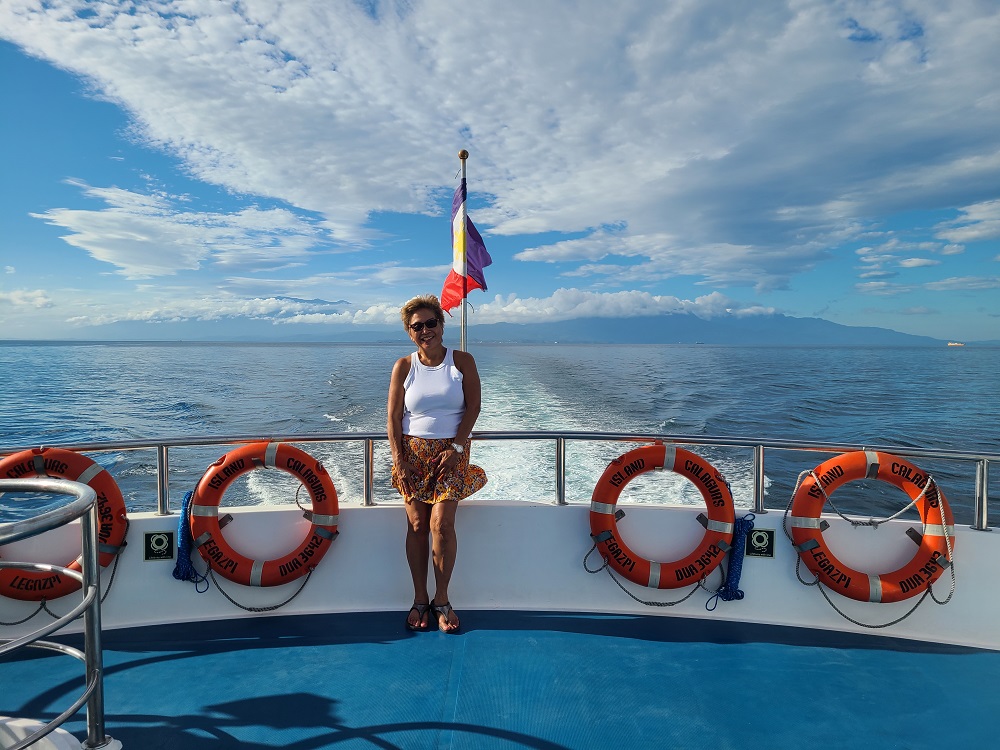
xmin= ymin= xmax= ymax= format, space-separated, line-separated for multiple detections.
xmin=458 ymin=149 xmax=469 ymax=352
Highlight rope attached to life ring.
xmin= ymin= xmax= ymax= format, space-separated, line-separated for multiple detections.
xmin=172 ymin=490 xmax=209 ymax=593
xmin=706 ymin=512 xmax=755 ymax=610
xmin=583 ymin=541 xmax=718 ymax=607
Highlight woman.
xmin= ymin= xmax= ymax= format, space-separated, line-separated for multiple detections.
xmin=388 ymin=294 xmax=487 ymax=633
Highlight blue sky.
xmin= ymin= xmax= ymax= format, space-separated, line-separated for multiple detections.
xmin=1 ymin=0 xmax=998 ymax=342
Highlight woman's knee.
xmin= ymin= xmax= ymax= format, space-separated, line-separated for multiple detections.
xmin=407 ymin=517 xmax=429 ymax=536
xmin=430 ymin=507 xmax=457 ymax=537
xmin=405 ymin=504 xmax=431 ymax=535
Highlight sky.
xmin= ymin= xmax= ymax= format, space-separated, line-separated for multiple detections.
xmin=1 ymin=0 xmax=999 ymax=342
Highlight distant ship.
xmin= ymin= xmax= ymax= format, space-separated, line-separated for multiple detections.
xmin=947 ymin=341 xmax=965 ymax=346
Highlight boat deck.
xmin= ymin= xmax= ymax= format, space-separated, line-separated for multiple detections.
xmin=4 ymin=611 xmax=998 ymax=749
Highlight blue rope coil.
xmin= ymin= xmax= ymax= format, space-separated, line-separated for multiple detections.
xmin=706 ymin=512 xmax=755 ymax=610
xmin=172 ymin=490 xmax=209 ymax=592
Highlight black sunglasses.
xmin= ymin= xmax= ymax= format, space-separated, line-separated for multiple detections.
xmin=409 ymin=318 xmax=440 ymax=333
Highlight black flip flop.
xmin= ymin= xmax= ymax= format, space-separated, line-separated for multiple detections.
xmin=432 ymin=601 xmax=461 ymax=634
xmin=406 ymin=602 xmax=431 ymax=631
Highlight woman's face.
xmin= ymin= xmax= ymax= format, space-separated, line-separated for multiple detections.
xmin=407 ymin=308 xmax=443 ymax=349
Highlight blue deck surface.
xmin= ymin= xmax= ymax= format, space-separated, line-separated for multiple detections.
xmin=4 ymin=611 xmax=999 ymax=749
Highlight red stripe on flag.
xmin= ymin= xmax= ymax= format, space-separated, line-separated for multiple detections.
xmin=441 ymin=269 xmax=485 ymax=313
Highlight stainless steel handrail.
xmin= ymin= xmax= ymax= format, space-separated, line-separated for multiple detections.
xmin=0 ymin=478 xmax=117 ymax=750
xmin=2 ymin=431 xmax=995 ymax=527
xmin=4 ymin=430 xmax=998 ymax=461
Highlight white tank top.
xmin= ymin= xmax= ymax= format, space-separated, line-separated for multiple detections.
xmin=402 ymin=349 xmax=466 ymax=438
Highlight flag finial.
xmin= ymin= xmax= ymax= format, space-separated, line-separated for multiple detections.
xmin=459 ymin=149 xmax=469 ymax=160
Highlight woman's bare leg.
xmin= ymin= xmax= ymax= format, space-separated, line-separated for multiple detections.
xmin=404 ymin=499 xmax=432 ymax=629
xmin=430 ymin=500 xmax=460 ymax=632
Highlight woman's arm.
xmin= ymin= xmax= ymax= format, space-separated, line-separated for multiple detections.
xmin=387 ymin=355 xmax=416 ymax=493
xmin=433 ymin=350 xmax=481 ymax=479
xmin=452 ymin=349 xmax=481 ymax=444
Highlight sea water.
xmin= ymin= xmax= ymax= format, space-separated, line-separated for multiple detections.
xmin=1 ymin=341 xmax=998 ymax=523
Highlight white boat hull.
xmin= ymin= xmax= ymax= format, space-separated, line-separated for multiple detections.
xmin=3 ymin=501 xmax=995 ymax=650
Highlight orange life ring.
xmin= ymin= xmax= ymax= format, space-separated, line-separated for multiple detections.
xmin=190 ymin=442 xmax=339 ymax=586
xmin=0 ymin=447 xmax=128 ymax=601
xmin=789 ymin=451 xmax=955 ymax=603
xmin=590 ymin=444 xmax=736 ymax=588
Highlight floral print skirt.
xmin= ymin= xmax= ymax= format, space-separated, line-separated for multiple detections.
xmin=390 ymin=436 xmax=487 ymax=504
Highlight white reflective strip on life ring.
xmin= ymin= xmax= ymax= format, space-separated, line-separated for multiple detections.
xmin=864 ymin=450 xmax=880 ymax=479
xmin=310 ymin=513 xmax=339 ymax=526
xmin=705 ymin=519 xmax=734 ymax=534
xmin=250 ymin=560 xmax=265 ymax=587
xmin=264 ymin=442 xmax=279 ymax=468
xmin=648 ymin=561 xmax=661 ymax=588
xmin=75 ymin=463 xmax=104 ymax=485
xmin=590 ymin=501 xmax=616 ymax=515
xmin=190 ymin=505 xmax=219 ymax=517
xmin=868 ymin=575 xmax=883 ymax=603
xmin=923 ymin=523 xmax=955 ymax=536
xmin=662 ymin=445 xmax=676 ymax=471
xmin=789 ymin=516 xmax=823 ymax=528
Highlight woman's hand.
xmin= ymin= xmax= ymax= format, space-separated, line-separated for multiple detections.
xmin=395 ymin=459 xmax=420 ymax=498
xmin=433 ymin=448 xmax=461 ymax=480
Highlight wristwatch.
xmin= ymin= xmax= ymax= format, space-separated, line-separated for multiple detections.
xmin=450 ymin=442 xmax=465 ymax=454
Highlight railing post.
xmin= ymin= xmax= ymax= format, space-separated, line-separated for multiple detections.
xmin=81 ymin=492 xmax=110 ymax=748
xmin=973 ymin=458 xmax=991 ymax=531
xmin=555 ymin=437 xmax=566 ymax=505
xmin=753 ymin=444 xmax=767 ymax=513
xmin=156 ymin=444 xmax=170 ymax=515
xmin=363 ymin=438 xmax=374 ymax=506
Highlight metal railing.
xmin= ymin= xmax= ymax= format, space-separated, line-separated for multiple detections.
xmin=0 ymin=478 xmax=117 ymax=750
xmin=2 ymin=431 xmax=995 ymax=530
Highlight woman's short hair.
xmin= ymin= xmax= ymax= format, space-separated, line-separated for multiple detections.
xmin=400 ymin=294 xmax=445 ymax=328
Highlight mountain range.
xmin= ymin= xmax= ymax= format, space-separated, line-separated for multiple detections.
xmin=16 ymin=311 xmax=988 ymax=345
xmin=461 ymin=313 xmax=948 ymax=346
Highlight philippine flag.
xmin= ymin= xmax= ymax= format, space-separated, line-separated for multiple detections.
xmin=441 ymin=178 xmax=492 ymax=313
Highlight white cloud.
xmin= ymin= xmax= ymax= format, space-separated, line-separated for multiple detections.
xmin=934 ymin=199 xmax=1000 ymax=243
xmin=223 ymin=262 xmax=450 ymax=300
xmin=59 ymin=288 xmax=773 ymax=330
xmin=924 ymin=276 xmax=1000 ymax=291
xmin=472 ymin=289 xmax=771 ymax=324
xmin=856 ymin=248 xmax=896 ymax=265
xmin=858 ymin=273 xmax=1000 ymax=295
xmin=856 ymin=281 xmax=907 ymax=296
xmin=858 ymin=270 xmax=897 ymax=280
xmin=30 ymin=182 xmax=331 ymax=279
xmin=0 ymin=289 xmax=53 ymax=308
xmin=0 ymin=0 xmax=996 ymax=298
xmin=73 ymin=293 xmax=374 ymax=327
xmin=4 ymin=266 xmax=13 ymax=274
xmin=517 ymin=232 xmax=824 ymax=291
xmin=0 ymin=0 xmax=998 ymax=343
